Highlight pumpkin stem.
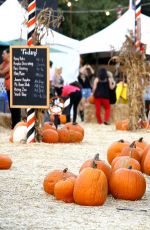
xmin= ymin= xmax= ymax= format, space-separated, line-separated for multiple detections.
xmin=94 ymin=153 xmax=99 ymax=161
xmin=63 ymin=168 xmax=68 ymax=173
xmin=129 ymin=141 xmax=135 ymax=148
xmin=128 ymin=166 xmax=132 ymax=170
xmin=138 ymin=137 xmax=143 ymax=142
xmin=92 ymin=161 xmax=97 ymax=168
xmin=118 ymin=139 xmax=124 ymax=143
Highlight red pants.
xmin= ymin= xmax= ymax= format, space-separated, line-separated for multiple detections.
xmin=94 ymin=98 xmax=110 ymax=124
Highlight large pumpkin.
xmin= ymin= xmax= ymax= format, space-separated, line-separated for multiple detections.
xmin=79 ymin=153 xmax=111 ymax=182
xmin=73 ymin=162 xmax=108 ymax=206
xmin=109 ymin=167 xmax=146 ymax=201
xmin=69 ymin=130 xmax=83 ymax=143
xmin=134 ymin=137 xmax=148 ymax=150
xmin=0 ymin=155 xmax=12 ymax=169
xmin=43 ymin=122 xmax=56 ymax=131
xmin=107 ymin=139 xmax=129 ymax=164
xmin=43 ymin=168 xmax=76 ymax=195
xmin=57 ymin=128 xmax=70 ymax=143
xmin=142 ymin=150 xmax=150 ymax=175
xmin=42 ymin=129 xmax=59 ymax=143
xmin=111 ymin=156 xmax=141 ymax=173
xmin=54 ymin=177 xmax=76 ymax=203
xmin=141 ymin=144 xmax=150 ymax=172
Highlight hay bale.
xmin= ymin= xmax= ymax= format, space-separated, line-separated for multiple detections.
xmin=0 ymin=113 xmax=11 ymax=128
xmin=84 ymin=103 xmax=129 ymax=123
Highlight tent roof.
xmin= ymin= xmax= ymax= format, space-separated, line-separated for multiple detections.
xmin=79 ymin=9 xmax=150 ymax=55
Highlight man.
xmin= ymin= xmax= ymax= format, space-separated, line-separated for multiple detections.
xmin=0 ymin=49 xmax=21 ymax=129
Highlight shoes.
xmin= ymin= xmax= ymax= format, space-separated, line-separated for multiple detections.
xmin=104 ymin=121 xmax=110 ymax=125
xmin=72 ymin=122 xmax=78 ymax=125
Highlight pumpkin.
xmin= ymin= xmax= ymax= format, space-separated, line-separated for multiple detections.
xmin=79 ymin=153 xmax=111 ymax=182
xmin=64 ymin=122 xmax=84 ymax=136
xmin=115 ymin=119 xmax=129 ymax=131
xmin=43 ymin=122 xmax=56 ymax=130
xmin=111 ymin=156 xmax=141 ymax=173
xmin=0 ymin=155 xmax=12 ymax=169
xmin=43 ymin=168 xmax=76 ymax=195
xmin=57 ymin=128 xmax=70 ymax=143
xmin=59 ymin=114 xmax=67 ymax=124
xmin=42 ymin=129 xmax=59 ymax=143
xmin=141 ymin=144 xmax=150 ymax=172
xmin=109 ymin=166 xmax=146 ymax=201
xmin=54 ymin=177 xmax=76 ymax=203
xmin=69 ymin=130 xmax=83 ymax=143
xmin=142 ymin=149 xmax=150 ymax=175
xmin=107 ymin=139 xmax=129 ymax=164
xmin=134 ymin=137 xmax=148 ymax=150
xmin=87 ymin=95 xmax=95 ymax=104
xmin=13 ymin=121 xmax=27 ymax=143
xmin=73 ymin=162 xmax=108 ymax=206
xmin=118 ymin=141 xmax=142 ymax=162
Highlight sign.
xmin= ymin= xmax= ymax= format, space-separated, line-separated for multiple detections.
xmin=10 ymin=46 xmax=49 ymax=108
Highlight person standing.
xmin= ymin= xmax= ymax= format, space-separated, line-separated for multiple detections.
xmin=92 ymin=68 xmax=115 ymax=125
xmin=0 ymin=49 xmax=21 ymax=129
xmin=54 ymin=67 xmax=64 ymax=96
xmin=61 ymin=81 xmax=82 ymax=124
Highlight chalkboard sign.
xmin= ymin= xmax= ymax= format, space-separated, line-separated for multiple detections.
xmin=10 ymin=46 xmax=49 ymax=108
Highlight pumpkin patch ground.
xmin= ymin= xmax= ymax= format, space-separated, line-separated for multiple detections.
xmin=0 ymin=124 xmax=150 ymax=229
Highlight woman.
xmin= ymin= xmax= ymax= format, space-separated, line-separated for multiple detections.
xmin=54 ymin=67 xmax=64 ymax=96
xmin=92 ymin=68 xmax=115 ymax=125
xmin=0 ymin=49 xmax=21 ymax=129
xmin=61 ymin=81 xmax=82 ymax=124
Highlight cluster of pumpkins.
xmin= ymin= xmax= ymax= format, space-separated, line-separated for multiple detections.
xmin=115 ymin=119 xmax=150 ymax=131
xmin=9 ymin=121 xmax=84 ymax=144
xmin=43 ymin=137 xmax=150 ymax=206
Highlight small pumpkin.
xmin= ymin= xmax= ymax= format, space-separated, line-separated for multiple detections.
xmin=43 ymin=122 xmax=56 ymax=131
xmin=134 ymin=137 xmax=148 ymax=150
xmin=107 ymin=139 xmax=129 ymax=164
xmin=10 ymin=121 xmax=27 ymax=143
xmin=69 ymin=130 xmax=83 ymax=143
xmin=73 ymin=162 xmax=108 ymax=206
xmin=118 ymin=141 xmax=142 ymax=162
xmin=109 ymin=166 xmax=146 ymax=201
xmin=115 ymin=119 xmax=129 ymax=131
xmin=59 ymin=114 xmax=67 ymax=124
xmin=87 ymin=95 xmax=95 ymax=104
xmin=64 ymin=122 xmax=84 ymax=136
xmin=79 ymin=153 xmax=111 ymax=182
xmin=43 ymin=168 xmax=76 ymax=195
xmin=0 ymin=155 xmax=12 ymax=169
xmin=54 ymin=177 xmax=76 ymax=203
xmin=42 ymin=129 xmax=59 ymax=143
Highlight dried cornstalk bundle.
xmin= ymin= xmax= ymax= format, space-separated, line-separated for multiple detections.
xmin=110 ymin=35 xmax=149 ymax=130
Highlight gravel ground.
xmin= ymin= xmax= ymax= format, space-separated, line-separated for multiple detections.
xmin=0 ymin=123 xmax=150 ymax=230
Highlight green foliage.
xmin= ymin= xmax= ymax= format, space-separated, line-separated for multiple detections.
xmin=58 ymin=0 xmax=127 ymax=39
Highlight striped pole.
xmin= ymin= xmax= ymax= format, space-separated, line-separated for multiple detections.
xmin=27 ymin=0 xmax=36 ymax=143
xmin=135 ymin=0 xmax=141 ymax=52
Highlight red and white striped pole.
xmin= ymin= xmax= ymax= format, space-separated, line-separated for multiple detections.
xmin=135 ymin=0 xmax=141 ymax=52
xmin=27 ymin=0 xmax=36 ymax=143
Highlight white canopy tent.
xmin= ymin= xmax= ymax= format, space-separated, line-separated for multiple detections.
xmin=79 ymin=9 xmax=150 ymax=55
xmin=0 ymin=0 xmax=80 ymax=84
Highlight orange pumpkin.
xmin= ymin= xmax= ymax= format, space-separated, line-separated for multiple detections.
xmin=107 ymin=139 xmax=129 ymax=164
xmin=142 ymin=149 xmax=150 ymax=175
xmin=118 ymin=142 xmax=142 ymax=163
xmin=134 ymin=137 xmax=148 ymax=150
xmin=141 ymin=144 xmax=150 ymax=172
xmin=54 ymin=177 xmax=76 ymax=203
xmin=0 ymin=155 xmax=12 ymax=169
xmin=73 ymin=162 xmax=108 ymax=206
xmin=64 ymin=122 xmax=84 ymax=136
xmin=42 ymin=129 xmax=59 ymax=143
xmin=111 ymin=156 xmax=141 ymax=173
xmin=43 ymin=168 xmax=76 ymax=195
xmin=109 ymin=167 xmax=146 ymax=201
xmin=79 ymin=153 xmax=111 ymax=182
xmin=57 ymin=128 xmax=70 ymax=143
xmin=43 ymin=122 xmax=56 ymax=130
xmin=59 ymin=114 xmax=67 ymax=124
xmin=115 ymin=119 xmax=129 ymax=131
xmin=69 ymin=130 xmax=83 ymax=143
xmin=87 ymin=95 xmax=95 ymax=104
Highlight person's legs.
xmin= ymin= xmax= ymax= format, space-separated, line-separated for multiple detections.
xmin=71 ymin=91 xmax=82 ymax=123
xmin=94 ymin=98 xmax=102 ymax=124
xmin=101 ymin=98 xmax=110 ymax=123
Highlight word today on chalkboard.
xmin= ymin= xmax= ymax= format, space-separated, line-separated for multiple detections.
xmin=10 ymin=46 xmax=49 ymax=108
